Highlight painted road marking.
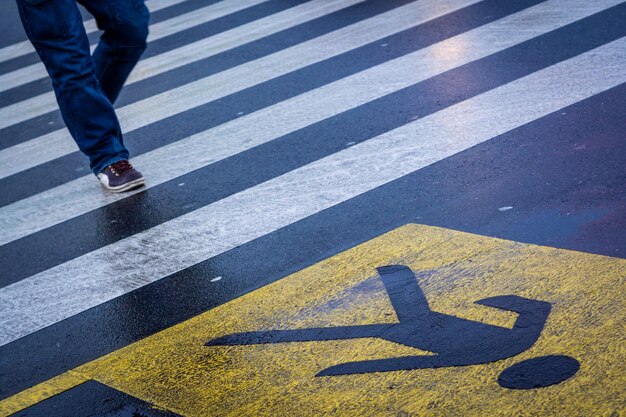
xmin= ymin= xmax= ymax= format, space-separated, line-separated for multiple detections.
xmin=0 ymin=0 xmax=271 ymax=127
xmin=0 ymin=0 xmax=621 ymax=244
xmin=0 ymin=0 xmax=477 ymax=179
xmin=1 ymin=36 xmax=625 ymax=346
xmin=206 ymin=264 xmax=561 ymax=378
xmin=1 ymin=224 xmax=624 ymax=416
xmin=0 ymin=0 xmax=279 ymax=94
xmin=0 ymin=0 xmax=191 ymax=65
xmin=0 ymin=0 xmax=367 ymax=115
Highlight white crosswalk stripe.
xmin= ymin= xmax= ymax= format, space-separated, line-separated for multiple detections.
xmin=0 ymin=0 xmax=483 ymax=180
xmin=0 ymin=0 xmax=272 ymax=94
xmin=1 ymin=0 xmax=274 ymax=105
xmin=0 ymin=0 xmax=356 ymax=97
xmin=1 ymin=36 xmax=624 ymax=347
xmin=0 ymin=0 xmax=271 ymax=128
xmin=0 ymin=0 xmax=618 ymax=246
xmin=0 ymin=0 xmax=368 ymax=130
xmin=0 ymin=0 xmax=190 ymax=64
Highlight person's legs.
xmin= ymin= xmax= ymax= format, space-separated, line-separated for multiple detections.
xmin=78 ymin=0 xmax=149 ymax=104
xmin=15 ymin=0 xmax=129 ymax=175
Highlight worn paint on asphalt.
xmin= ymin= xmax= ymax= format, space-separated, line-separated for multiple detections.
xmin=1 ymin=224 xmax=624 ymax=416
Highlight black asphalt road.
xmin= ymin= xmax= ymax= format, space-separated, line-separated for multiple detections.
xmin=0 ymin=0 xmax=624 ymax=415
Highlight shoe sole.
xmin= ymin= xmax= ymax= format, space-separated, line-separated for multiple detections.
xmin=101 ymin=177 xmax=146 ymax=193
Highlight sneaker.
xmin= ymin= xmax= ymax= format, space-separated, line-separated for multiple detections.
xmin=97 ymin=160 xmax=145 ymax=192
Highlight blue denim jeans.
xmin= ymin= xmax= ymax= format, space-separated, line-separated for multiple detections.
xmin=16 ymin=0 xmax=149 ymax=174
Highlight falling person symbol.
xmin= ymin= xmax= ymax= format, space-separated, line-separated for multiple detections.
xmin=207 ymin=265 xmax=579 ymax=388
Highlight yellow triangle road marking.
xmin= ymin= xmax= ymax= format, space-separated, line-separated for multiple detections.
xmin=2 ymin=224 xmax=624 ymax=416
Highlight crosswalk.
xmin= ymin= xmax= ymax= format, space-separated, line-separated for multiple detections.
xmin=0 ymin=0 xmax=272 ymax=126
xmin=6 ymin=0 xmax=599 ymax=243
xmin=1 ymin=0 xmax=625 ymax=410
xmin=0 ymin=0 xmax=276 ymax=94
xmin=0 ymin=0 xmax=369 ymax=173
xmin=0 ymin=0 xmax=192 ymax=64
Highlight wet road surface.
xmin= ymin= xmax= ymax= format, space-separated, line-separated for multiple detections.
xmin=0 ymin=0 xmax=625 ymax=415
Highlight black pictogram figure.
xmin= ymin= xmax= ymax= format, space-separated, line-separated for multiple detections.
xmin=207 ymin=265 xmax=579 ymax=387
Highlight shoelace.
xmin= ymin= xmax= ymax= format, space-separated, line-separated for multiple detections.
xmin=109 ymin=160 xmax=133 ymax=175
